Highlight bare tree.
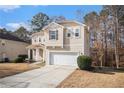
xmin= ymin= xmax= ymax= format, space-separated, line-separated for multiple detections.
xmin=84 ymin=11 xmax=99 ymax=48
xmin=75 ymin=9 xmax=84 ymax=23
xmin=50 ymin=16 xmax=66 ymax=22
xmin=99 ymin=9 xmax=109 ymax=66
xmin=104 ymin=5 xmax=124 ymax=68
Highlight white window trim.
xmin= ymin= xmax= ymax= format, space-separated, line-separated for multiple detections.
xmin=66 ymin=32 xmax=71 ymax=38
xmin=49 ymin=30 xmax=58 ymax=40
xmin=74 ymin=28 xmax=80 ymax=38
xmin=66 ymin=28 xmax=73 ymax=38
xmin=39 ymin=37 xmax=41 ymax=42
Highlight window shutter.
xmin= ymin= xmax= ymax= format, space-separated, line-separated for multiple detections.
xmin=56 ymin=30 xmax=58 ymax=40
xmin=49 ymin=31 xmax=51 ymax=40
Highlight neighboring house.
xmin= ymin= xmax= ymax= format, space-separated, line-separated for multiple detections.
xmin=0 ymin=32 xmax=29 ymax=61
xmin=27 ymin=20 xmax=90 ymax=66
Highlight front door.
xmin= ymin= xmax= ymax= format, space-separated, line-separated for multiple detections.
xmin=30 ymin=49 xmax=33 ymax=60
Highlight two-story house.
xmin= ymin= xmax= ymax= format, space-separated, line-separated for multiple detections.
xmin=27 ymin=20 xmax=90 ymax=66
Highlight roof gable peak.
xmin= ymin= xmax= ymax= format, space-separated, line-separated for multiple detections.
xmin=42 ymin=22 xmax=63 ymax=30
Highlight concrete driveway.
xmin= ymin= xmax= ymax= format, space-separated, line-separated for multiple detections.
xmin=0 ymin=65 xmax=75 ymax=88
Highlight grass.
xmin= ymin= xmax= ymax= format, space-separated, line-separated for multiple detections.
xmin=0 ymin=62 xmax=45 ymax=78
xmin=57 ymin=68 xmax=124 ymax=88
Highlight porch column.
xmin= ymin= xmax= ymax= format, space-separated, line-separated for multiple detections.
xmin=43 ymin=50 xmax=45 ymax=61
xmin=36 ymin=48 xmax=39 ymax=61
xmin=28 ymin=49 xmax=31 ymax=59
xmin=33 ymin=49 xmax=35 ymax=60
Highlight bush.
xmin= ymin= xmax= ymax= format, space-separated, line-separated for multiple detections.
xmin=18 ymin=54 xmax=28 ymax=60
xmin=77 ymin=55 xmax=92 ymax=70
xmin=4 ymin=58 xmax=10 ymax=62
xmin=14 ymin=57 xmax=24 ymax=63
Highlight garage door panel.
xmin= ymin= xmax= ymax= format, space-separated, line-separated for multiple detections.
xmin=50 ymin=52 xmax=78 ymax=66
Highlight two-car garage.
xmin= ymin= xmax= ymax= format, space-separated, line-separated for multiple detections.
xmin=49 ymin=52 xmax=79 ymax=67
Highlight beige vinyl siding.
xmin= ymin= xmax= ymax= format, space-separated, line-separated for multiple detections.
xmin=44 ymin=26 xmax=64 ymax=47
xmin=63 ymin=25 xmax=84 ymax=53
xmin=0 ymin=39 xmax=29 ymax=61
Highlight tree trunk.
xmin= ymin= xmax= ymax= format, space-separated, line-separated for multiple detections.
xmin=101 ymin=32 xmax=104 ymax=68
xmin=104 ymin=22 xmax=108 ymax=66
xmin=104 ymin=30 xmax=107 ymax=66
xmin=114 ymin=16 xmax=119 ymax=69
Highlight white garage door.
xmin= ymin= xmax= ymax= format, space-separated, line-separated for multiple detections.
xmin=50 ymin=52 xmax=78 ymax=66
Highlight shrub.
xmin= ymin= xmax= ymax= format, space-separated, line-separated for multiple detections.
xmin=77 ymin=55 xmax=92 ymax=70
xmin=14 ymin=57 xmax=24 ymax=63
xmin=18 ymin=54 xmax=28 ymax=60
xmin=4 ymin=58 xmax=10 ymax=62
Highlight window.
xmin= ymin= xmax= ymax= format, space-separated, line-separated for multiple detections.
xmin=33 ymin=37 xmax=36 ymax=42
xmin=49 ymin=30 xmax=58 ymax=40
xmin=2 ymin=43 xmax=5 ymax=46
xmin=75 ymin=29 xmax=80 ymax=37
xmin=1 ymin=40 xmax=5 ymax=46
xmin=66 ymin=28 xmax=72 ymax=37
xmin=67 ymin=33 xmax=71 ymax=37
xmin=43 ymin=38 xmax=45 ymax=42
xmin=39 ymin=38 xmax=41 ymax=42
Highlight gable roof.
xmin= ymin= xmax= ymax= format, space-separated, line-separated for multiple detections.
xmin=42 ymin=20 xmax=87 ymax=31
xmin=0 ymin=32 xmax=27 ymax=43
xmin=57 ymin=20 xmax=86 ymax=26
xmin=42 ymin=22 xmax=64 ymax=30
xmin=31 ymin=31 xmax=44 ymax=37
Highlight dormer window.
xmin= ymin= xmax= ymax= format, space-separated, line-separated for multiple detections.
xmin=49 ymin=30 xmax=58 ymax=40
xmin=75 ymin=29 xmax=80 ymax=37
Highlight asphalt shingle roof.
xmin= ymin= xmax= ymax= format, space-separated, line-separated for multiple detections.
xmin=0 ymin=32 xmax=26 ymax=43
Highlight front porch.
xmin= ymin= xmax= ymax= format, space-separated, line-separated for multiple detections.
xmin=26 ymin=44 xmax=45 ymax=62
